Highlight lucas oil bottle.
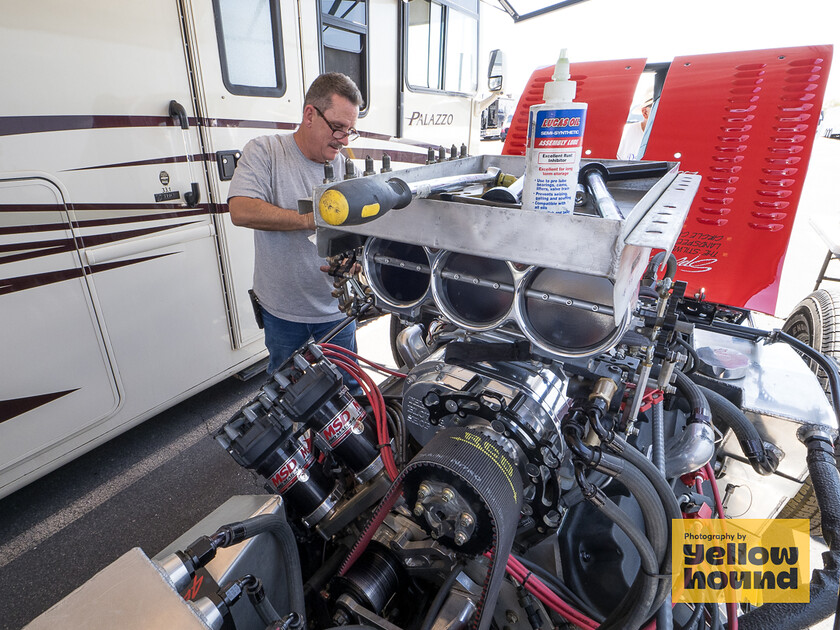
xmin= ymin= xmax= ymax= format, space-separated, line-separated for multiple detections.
xmin=522 ymin=50 xmax=587 ymax=214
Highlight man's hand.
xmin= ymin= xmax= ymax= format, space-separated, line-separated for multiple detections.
xmin=321 ymin=253 xmax=360 ymax=277
xmin=322 ymin=253 xmax=377 ymax=319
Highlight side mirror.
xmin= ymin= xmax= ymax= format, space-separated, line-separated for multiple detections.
xmin=487 ymin=49 xmax=505 ymax=92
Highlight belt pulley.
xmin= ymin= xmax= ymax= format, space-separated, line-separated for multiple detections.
xmin=339 ymin=425 xmax=524 ymax=630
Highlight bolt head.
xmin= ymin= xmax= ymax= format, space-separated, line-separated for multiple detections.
xmin=441 ymin=488 xmax=455 ymax=502
xmin=454 ymin=531 xmax=468 ymax=546
xmin=413 ymin=503 xmax=425 ymax=517
xmin=418 ymin=483 xmax=431 ymax=499
xmin=459 ymin=513 xmax=473 ymax=527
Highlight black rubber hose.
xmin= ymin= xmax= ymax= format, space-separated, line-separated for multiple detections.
xmin=774 ymin=329 xmax=840 ymax=416
xmin=595 ymin=453 xmax=669 ymax=565
xmin=649 ymin=400 xmax=673 ymax=630
xmin=806 ymin=438 xmax=840 ymax=553
xmin=695 ymin=384 xmax=778 ymax=475
xmin=561 ymin=412 xmax=601 ymax=465
xmin=645 ymin=251 xmax=677 ymax=283
xmin=592 ymin=453 xmax=669 ymax=629
xmin=639 ymin=285 xmax=659 ymax=299
xmin=737 ymin=437 xmax=840 ymax=630
xmin=304 ymin=545 xmax=348 ymax=597
xmin=682 ymin=602 xmax=704 ymax=630
xmin=709 ymin=603 xmax=722 ymax=630
xmin=588 ymin=494 xmax=661 ymax=630
xmin=572 ymin=405 xmax=673 ymax=627
xmin=243 ymin=577 xmax=289 ymax=628
xmin=674 ymin=336 xmax=700 ymax=375
xmin=606 ymin=435 xmax=683 ymax=523
xmin=514 ymin=555 xmax=604 ymax=622
xmin=253 ymin=596 xmax=282 ymax=627
xmin=419 ymin=563 xmax=464 ymax=630
xmin=605 ymin=435 xmax=683 ymax=628
xmin=589 ymin=405 xmax=682 ymax=626
xmin=673 ymin=370 xmax=712 ymax=426
xmin=217 ymin=514 xmax=306 ymax=628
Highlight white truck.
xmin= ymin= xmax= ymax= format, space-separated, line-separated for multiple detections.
xmin=0 ymin=0 xmax=498 ymax=499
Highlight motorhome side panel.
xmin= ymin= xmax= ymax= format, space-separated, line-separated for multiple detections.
xmin=0 ymin=0 xmax=486 ymax=498
xmin=0 ymin=0 xmax=264 ymax=498
xmin=400 ymin=0 xmax=480 ymax=152
xmin=183 ymin=0 xmax=306 ymax=350
xmin=0 ymin=177 xmax=120 ymax=486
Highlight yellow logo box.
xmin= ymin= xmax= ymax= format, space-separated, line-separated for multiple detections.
xmin=672 ymin=519 xmax=810 ymax=604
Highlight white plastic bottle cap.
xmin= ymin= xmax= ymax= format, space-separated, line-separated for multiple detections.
xmin=544 ymin=49 xmax=576 ymax=102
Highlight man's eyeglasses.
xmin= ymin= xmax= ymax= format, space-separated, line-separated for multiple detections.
xmin=312 ymin=105 xmax=359 ymax=142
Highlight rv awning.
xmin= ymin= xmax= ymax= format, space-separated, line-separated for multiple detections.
xmin=495 ymin=0 xmax=593 ymax=22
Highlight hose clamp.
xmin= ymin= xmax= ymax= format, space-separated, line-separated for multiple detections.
xmin=797 ymin=424 xmax=839 ymax=447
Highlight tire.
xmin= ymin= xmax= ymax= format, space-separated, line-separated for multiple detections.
xmin=777 ymin=289 xmax=840 ymax=536
xmin=781 ymin=289 xmax=840 ymax=393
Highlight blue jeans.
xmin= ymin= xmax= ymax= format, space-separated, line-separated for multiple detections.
xmin=261 ymin=307 xmax=359 ymax=389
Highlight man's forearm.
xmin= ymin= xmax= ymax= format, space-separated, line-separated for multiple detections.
xmin=228 ymin=196 xmax=315 ymax=231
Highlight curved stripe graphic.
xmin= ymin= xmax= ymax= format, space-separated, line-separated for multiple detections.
xmin=0 ymin=253 xmax=175 ymax=295
xmin=0 ymin=389 xmax=79 ymax=424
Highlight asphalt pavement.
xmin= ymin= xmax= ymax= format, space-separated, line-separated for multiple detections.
xmin=0 ymin=374 xmax=266 ymax=630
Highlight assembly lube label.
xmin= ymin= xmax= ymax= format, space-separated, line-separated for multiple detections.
xmin=523 ymin=107 xmax=587 ymax=214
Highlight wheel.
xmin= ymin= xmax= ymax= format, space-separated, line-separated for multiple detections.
xmin=781 ymin=289 xmax=840 ymax=392
xmin=777 ymin=289 xmax=840 ymax=536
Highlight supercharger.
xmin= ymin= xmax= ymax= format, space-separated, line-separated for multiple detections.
xmin=27 ymin=155 xmax=840 ymax=630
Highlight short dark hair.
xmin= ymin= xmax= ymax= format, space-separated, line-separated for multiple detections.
xmin=304 ymin=72 xmax=363 ymax=111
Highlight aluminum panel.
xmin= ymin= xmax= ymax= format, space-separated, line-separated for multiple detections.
xmin=24 ymin=548 xmax=208 ymax=630
xmin=693 ymin=328 xmax=836 ymax=481
xmin=315 ymin=155 xmax=697 ymax=279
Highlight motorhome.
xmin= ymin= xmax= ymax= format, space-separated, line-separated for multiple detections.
xmin=0 ymin=0 xmax=496 ymax=499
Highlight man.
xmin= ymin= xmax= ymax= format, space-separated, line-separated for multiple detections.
xmin=616 ymin=96 xmax=653 ymax=161
xmin=228 ymin=72 xmax=363 ymax=373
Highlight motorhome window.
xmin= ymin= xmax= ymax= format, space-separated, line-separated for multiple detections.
xmin=406 ymin=1 xmax=443 ymax=90
xmin=405 ymin=0 xmax=478 ymax=94
xmin=319 ymin=1 xmax=369 ymax=111
xmin=213 ymin=0 xmax=286 ymax=97
xmin=320 ymin=0 xmax=365 ymax=25
xmin=443 ymin=7 xmax=477 ymax=93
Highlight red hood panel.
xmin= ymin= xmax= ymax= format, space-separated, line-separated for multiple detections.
xmin=502 ymin=58 xmax=645 ymax=159
xmin=643 ymin=45 xmax=832 ymax=313
xmin=505 ymin=46 xmax=833 ymax=313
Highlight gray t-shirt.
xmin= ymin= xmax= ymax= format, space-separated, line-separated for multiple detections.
xmin=228 ymin=133 xmax=344 ymax=323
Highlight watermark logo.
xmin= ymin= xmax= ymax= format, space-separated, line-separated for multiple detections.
xmin=672 ymin=519 xmax=810 ymax=604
